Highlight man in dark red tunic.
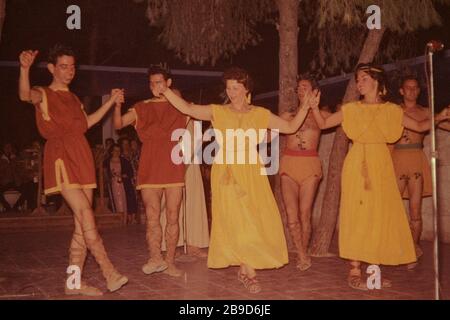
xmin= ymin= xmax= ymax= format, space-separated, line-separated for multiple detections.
xmin=19 ymin=45 xmax=128 ymax=296
xmin=114 ymin=66 xmax=186 ymax=277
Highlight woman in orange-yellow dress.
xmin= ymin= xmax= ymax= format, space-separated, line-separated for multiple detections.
xmin=161 ymin=67 xmax=317 ymax=294
xmin=311 ymin=63 xmax=450 ymax=290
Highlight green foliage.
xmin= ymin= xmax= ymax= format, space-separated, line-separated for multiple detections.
xmin=306 ymin=0 xmax=448 ymax=76
xmin=135 ymin=0 xmax=448 ymax=72
xmin=142 ymin=0 xmax=276 ymax=65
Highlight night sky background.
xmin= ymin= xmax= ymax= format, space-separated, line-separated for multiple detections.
xmin=0 ymin=0 xmax=449 ymax=149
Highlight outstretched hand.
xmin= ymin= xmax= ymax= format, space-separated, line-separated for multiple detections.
xmin=19 ymin=50 xmax=39 ymax=69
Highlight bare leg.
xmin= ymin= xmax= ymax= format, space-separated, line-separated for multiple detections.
xmin=396 ymin=174 xmax=408 ymax=197
xmin=141 ymin=188 xmax=168 ymax=274
xmin=62 ymin=188 xmax=128 ymax=292
xmin=299 ymin=176 xmax=321 ymax=254
xmin=163 ymin=186 xmax=183 ymax=277
xmin=408 ymin=174 xmax=424 ymax=258
xmin=281 ymin=176 xmax=310 ymax=270
xmin=66 ymin=204 xmax=103 ymax=295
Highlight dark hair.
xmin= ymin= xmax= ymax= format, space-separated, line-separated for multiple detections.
xmin=130 ymin=137 xmax=140 ymax=145
xmin=109 ymin=143 xmax=121 ymax=155
xmin=119 ymin=137 xmax=130 ymax=144
xmin=147 ymin=64 xmax=171 ymax=80
xmin=222 ymin=67 xmax=254 ymax=92
xmin=48 ymin=44 xmax=76 ymax=65
xmin=297 ymin=73 xmax=319 ymax=90
xmin=400 ymin=75 xmax=420 ymax=88
xmin=355 ymin=63 xmax=387 ymax=97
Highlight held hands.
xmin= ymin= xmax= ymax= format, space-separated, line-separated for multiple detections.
xmin=19 ymin=50 xmax=39 ymax=69
xmin=301 ymin=89 xmax=321 ymax=111
xmin=158 ymin=86 xmax=169 ymax=97
xmin=309 ymin=89 xmax=321 ymax=110
xmin=110 ymin=89 xmax=125 ymax=105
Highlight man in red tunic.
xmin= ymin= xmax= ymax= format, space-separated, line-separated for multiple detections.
xmin=19 ymin=45 xmax=128 ymax=296
xmin=114 ymin=66 xmax=186 ymax=277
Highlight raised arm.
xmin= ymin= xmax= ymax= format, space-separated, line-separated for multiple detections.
xmin=403 ymin=107 xmax=450 ymax=132
xmin=18 ymin=50 xmax=42 ymax=104
xmin=113 ymin=102 xmax=136 ymax=130
xmin=311 ymin=109 xmax=343 ymax=129
xmin=86 ymin=89 xmax=124 ymax=129
xmin=162 ymin=88 xmax=212 ymax=121
xmin=268 ymin=106 xmax=310 ymax=134
xmin=268 ymin=90 xmax=323 ymax=134
xmin=308 ymin=92 xmax=342 ymax=129
xmin=402 ymin=114 xmax=430 ymax=132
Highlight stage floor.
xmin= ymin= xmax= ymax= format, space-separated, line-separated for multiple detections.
xmin=0 ymin=225 xmax=449 ymax=300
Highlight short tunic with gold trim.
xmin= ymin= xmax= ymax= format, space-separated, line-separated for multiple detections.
xmin=131 ymin=100 xmax=186 ymax=189
xmin=34 ymin=87 xmax=96 ymax=195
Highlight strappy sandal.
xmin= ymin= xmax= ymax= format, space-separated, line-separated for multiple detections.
xmin=349 ymin=275 xmax=393 ymax=290
xmin=348 ymin=275 xmax=368 ymax=291
xmin=381 ymin=278 xmax=392 ymax=288
xmin=238 ymin=271 xmax=262 ymax=294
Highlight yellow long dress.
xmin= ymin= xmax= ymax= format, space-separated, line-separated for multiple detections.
xmin=339 ymin=101 xmax=417 ymax=265
xmin=207 ymin=104 xmax=289 ymax=270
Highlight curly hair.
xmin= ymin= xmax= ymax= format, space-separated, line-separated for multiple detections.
xmin=222 ymin=67 xmax=254 ymax=92
xmin=297 ymin=73 xmax=319 ymax=90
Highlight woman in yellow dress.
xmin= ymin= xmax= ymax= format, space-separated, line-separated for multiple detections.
xmin=311 ymin=63 xmax=450 ymax=290
xmin=161 ymin=67 xmax=316 ymax=293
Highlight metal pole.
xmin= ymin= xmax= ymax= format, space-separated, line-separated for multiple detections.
xmin=427 ymin=50 xmax=440 ymax=300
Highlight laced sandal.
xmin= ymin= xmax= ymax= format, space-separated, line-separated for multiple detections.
xmin=381 ymin=278 xmax=392 ymax=288
xmin=347 ymin=268 xmax=368 ymax=291
xmin=347 ymin=275 xmax=368 ymax=291
xmin=238 ymin=271 xmax=262 ymax=294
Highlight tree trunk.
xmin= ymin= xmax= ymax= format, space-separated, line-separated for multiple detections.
xmin=275 ymin=0 xmax=299 ymax=249
xmin=277 ymin=0 xmax=299 ymax=114
xmin=0 ymin=0 xmax=6 ymax=44
xmin=310 ymin=28 xmax=386 ymax=256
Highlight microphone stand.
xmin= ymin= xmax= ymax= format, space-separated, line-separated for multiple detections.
xmin=426 ymin=46 xmax=440 ymax=300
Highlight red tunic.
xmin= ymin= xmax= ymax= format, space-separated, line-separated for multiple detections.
xmin=132 ymin=100 xmax=186 ymax=189
xmin=34 ymin=87 xmax=96 ymax=195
